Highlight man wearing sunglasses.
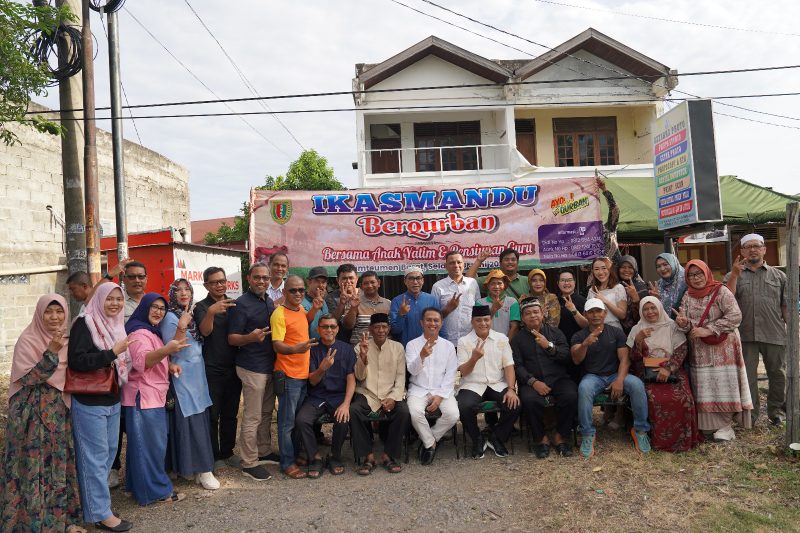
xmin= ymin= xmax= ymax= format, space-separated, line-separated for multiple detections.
xmin=122 ymin=261 xmax=148 ymax=322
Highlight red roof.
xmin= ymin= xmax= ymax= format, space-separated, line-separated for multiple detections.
xmin=190 ymin=217 xmax=237 ymax=244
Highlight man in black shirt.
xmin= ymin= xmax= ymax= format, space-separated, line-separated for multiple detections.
xmin=227 ymin=263 xmax=278 ymax=481
xmin=511 ymin=298 xmax=576 ymax=458
xmin=570 ymin=298 xmax=650 ymax=458
xmin=194 ymin=267 xmax=240 ymax=471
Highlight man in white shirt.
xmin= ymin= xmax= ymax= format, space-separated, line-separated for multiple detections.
xmin=432 ymin=251 xmax=481 ymax=343
xmin=457 ymin=305 xmax=520 ymax=459
xmin=406 ymin=307 xmax=459 ymax=465
xmin=266 ymin=252 xmax=288 ymax=304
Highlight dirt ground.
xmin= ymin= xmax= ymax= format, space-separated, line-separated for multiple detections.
xmin=1 ymin=374 xmax=798 ymax=532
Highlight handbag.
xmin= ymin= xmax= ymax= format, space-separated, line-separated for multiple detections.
xmin=642 ymin=357 xmax=677 ymax=384
xmin=696 ymin=285 xmax=729 ymax=345
xmin=64 ymin=365 xmax=119 ymax=395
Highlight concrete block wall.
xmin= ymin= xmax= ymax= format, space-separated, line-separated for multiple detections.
xmin=0 ymin=102 xmax=190 ymax=370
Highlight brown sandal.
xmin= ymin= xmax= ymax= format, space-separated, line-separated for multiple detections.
xmin=283 ymin=464 xmax=307 ymax=479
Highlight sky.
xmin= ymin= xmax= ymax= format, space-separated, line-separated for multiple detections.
xmin=33 ymin=0 xmax=800 ymax=220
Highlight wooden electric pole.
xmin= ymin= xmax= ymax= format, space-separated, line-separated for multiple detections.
xmin=785 ymin=202 xmax=799 ymax=447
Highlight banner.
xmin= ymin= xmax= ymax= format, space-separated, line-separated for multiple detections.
xmin=250 ymin=177 xmax=604 ymax=275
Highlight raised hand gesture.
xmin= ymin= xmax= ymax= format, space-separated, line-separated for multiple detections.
xmin=319 ymin=347 xmax=336 ymax=371
xmin=674 ymin=308 xmax=689 ymax=329
xmin=177 ymin=304 xmax=193 ymax=330
xmin=420 ymin=338 xmax=436 ymax=360
xmin=349 ymin=287 xmax=361 ymax=308
xmin=471 ymin=339 xmax=486 ymax=361
xmin=477 ymin=248 xmax=492 ymax=264
xmin=165 ymin=338 xmax=191 ymax=354
xmin=46 ymin=328 xmax=66 ymax=353
xmin=648 ymin=281 xmax=660 ymax=298
xmin=634 ymin=327 xmax=653 ymax=347
xmin=112 ymin=335 xmax=136 ymax=355
xmin=445 ymin=292 xmax=462 ymax=313
xmin=249 ymin=327 xmax=270 ymax=343
xmin=622 ymin=281 xmax=640 ymax=303
xmin=358 ymin=332 xmax=369 ymax=364
xmin=312 ymin=286 xmax=325 ymax=311
xmin=531 ymin=328 xmax=552 ymax=350
xmin=583 ymin=325 xmax=603 ymax=347
xmin=732 ymin=254 xmax=746 ymax=276
xmin=399 ymin=296 xmax=411 ymax=317
xmin=563 ymin=293 xmax=577 ymax=313
xmin=209 ymin=298 xmax=236 ymax=315
xmin=489 ymin=298 xmax=503 ymax=316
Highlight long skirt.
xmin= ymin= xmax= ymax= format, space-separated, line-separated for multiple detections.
xmin=124 ymin=397 xmax=173 ymax=505
xmin=644 ymin=369 xmax=703 ymax=452
xmin=166 ymin=384 xmax=214 ymax=477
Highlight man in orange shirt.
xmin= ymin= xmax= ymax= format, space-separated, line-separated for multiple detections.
xmin=271 ymin=275 xmax=318 ymax=479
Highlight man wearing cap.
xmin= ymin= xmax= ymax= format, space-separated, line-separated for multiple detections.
xmin=432 ymin=251 xmax=481 ymax=343
xmin=350 ymin=313 xmax=409 ymax=474
xmin=294 ymin=315 xmax=356 ymax=478
xmin=390 ymin=266 xmax=440 ymax=347
xmin=302 ymin=266 xmax=330 ymax=338
xmin=511 ymin=298 xmax=576 ymax=458
xmin=406 ymin=307 xmax=459 ymax=465
xmin=476 ymin=269 xmax=521 ymax=338
xmin=571 ymin=298 xmax=650 ymax=458
xmin=457 ymin=305 xmax=520 ymax=459
xmin=725 ymin=233 xmax=789 ymax=426
xmin=344 ymin=270 xmax=391 ymax=345
xmin=466 ymin=247 xmax=529 ymax=299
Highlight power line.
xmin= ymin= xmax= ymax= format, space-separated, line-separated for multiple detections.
xmin=121 ymin=6 xmax=290 ymax=157
xmin=530 ymin=0 xmax=800 ymax=38
xmin=181 ymin=0 xmax=305 ymax=150
xmin=33 ymin=96 xmax=800 ymax=130
xmin=27 ymin=66 xmax=800 ymax=116
xmin=412 ymin=0 xmax=800 ymax=125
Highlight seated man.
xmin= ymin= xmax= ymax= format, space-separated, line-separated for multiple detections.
xmin=295 ymin=315 xmax=356 ymax=478
xmin=511 ymin=298 xmax=576 ymax=458
xmin=349 ymin=313 xmax=409 ymax=475
xmin=457 ymin=305 xmax=520 ymax=459
xmin=571 ymin=298 xmax=651 ymax=458
xmin=406 ymin=307 xmax=459 ymax=465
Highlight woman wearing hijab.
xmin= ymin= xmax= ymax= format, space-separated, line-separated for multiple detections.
xmin=650 ymin=253 xmax=687 ymax=314
xmin=1 ymin=295 xmax=85 ymax=532
xmin=161 ymin=279 xmax=218 ymax=490
xmin=123 ymin=293 xmax=188 ymax=505
xmin=627 ymin=296 xmax=702 ymax=452
xmin=522 ymin=268 xmax=560 ymax=327
xmin=68 ymin=283 xmax=133 ymax=532
xmin=676 ymin=260 xmax=752 ymax=442
xmin=617 ymin=255 xmax=649 ymax=334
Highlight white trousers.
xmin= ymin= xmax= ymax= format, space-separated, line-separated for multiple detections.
xmin=407 ymin=393 xmax=459 ymax=448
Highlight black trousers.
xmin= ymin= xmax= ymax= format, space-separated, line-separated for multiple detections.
xmin=457 ymin=387 xmax=519 ymax=445
xmin=207 ymin=369 xmax=243 ymax=460
xmin=296 ymin=401 xmax=348 ymax=461
xmin=112 ymin=412 xmax=125 ymax=471
xmin=519 ymin=376 xmax=577 ymax=442
xmin=349 ymin=393 xmax=409 ymax=461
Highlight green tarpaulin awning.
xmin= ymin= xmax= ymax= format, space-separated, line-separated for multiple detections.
xmin=603 ymin=175 xmax=797 ymax=243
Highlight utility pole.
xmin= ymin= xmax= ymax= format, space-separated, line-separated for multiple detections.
xmin=55 ymin=0 xmax=86 ymax=316
xmin=785 ymin=202 xmax=799 ymax=447
xmin=107 ymin=8 xmax=128 ymax=260
xmin=81 ymin=0 xmax=101 ymax=285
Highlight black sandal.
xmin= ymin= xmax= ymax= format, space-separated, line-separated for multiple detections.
xmin=328 ymin=457 xmax=345 ymax=476
xmin=307 ymin=458 xmax=324 ymax=479
xmin=382 ymin=458 xmax=402 ymax=474
xmin=357 ymin=460 xmax=376 ymax=476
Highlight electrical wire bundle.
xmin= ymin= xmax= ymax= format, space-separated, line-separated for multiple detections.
xmin=89 ymin=0 xmax=126 ymax=13
xmin=28 ymin=20 xmax=83 ymax=86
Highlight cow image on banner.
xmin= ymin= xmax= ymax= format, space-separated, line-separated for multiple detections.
xmin=250 ymin=177 xmax=605 ymax=275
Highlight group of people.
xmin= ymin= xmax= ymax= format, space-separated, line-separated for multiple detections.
xmin=1 ymin=230 xmax=790 ymax=532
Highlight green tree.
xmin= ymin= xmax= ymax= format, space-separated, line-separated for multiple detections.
xmin=0 ymin=0 xmax=72 ymax=146
xmin=204 ymin=149 xmax=345 ymax=244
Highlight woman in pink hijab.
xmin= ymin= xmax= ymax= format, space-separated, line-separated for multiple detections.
xmin=1 ymin=294 xmax=85 ymax=532
xmin=68 ymin=283 xmax=134 ymax=532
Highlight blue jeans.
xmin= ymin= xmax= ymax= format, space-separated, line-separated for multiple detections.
xmin=277 ymin=377 xmax=307 ymax=471
xmin=577 ymin=373 xmax=650 ymax=436
xmin=71 ymin=399 xmax=120 ymax=523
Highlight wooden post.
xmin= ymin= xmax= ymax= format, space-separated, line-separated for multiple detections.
xmin=786 ymin=202 xmax=799 ymax=446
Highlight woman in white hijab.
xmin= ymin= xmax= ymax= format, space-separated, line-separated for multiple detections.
xmin=626 ymin=296 xmax=702 ymax=452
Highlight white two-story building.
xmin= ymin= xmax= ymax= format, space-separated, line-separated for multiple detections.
xmin=352 ymin=28 xmax=677 ymax=188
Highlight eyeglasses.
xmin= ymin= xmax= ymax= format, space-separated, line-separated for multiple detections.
xmin=251 ymin=275 xmax=269 ymax=282
xmin=318 ymin=324 xmax=338 ymax=330
xmin=286 ymin=287 xmax=305 ymax=294
xmin=558 ymin=278 xmax=575 ymax=283
xmin=206 ymin=279 xmax=227 ymax=286
xmin=149 ymin=305 xmax=166 ymax=313
xmin=406 ymin=276 xmax=424 ymax=282
xmin=687 ymin=271 xmax=706 ymax=279
xmin=742 ymin=244 xmax=764 ymax=250
xmin=125 ymin=274 xmax=146 ymax=280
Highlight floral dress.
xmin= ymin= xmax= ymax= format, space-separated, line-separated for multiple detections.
xmin=1 ymin=349 xmax=82 ymax=531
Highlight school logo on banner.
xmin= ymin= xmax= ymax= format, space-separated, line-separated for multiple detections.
xmin=270 ymin=200 xmax=293 ymax=225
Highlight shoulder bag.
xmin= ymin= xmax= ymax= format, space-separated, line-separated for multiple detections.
xmin=696 ymin=285 xmax=728 ymax=346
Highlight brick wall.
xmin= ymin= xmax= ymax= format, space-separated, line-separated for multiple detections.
xmin=0 ymin=102 xmax=190 ymax=370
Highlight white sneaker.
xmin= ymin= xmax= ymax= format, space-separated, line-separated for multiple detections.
xmin=107 ymin=469 xmax=120 ymax=489
xmin=713 ymin=426 xmax=736 ymax=442
xmin=196 ymin=471 xmax=220 ymax=490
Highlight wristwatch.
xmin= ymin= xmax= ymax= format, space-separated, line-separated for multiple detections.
xmin=547 ymin=341 xmax=555 ymax=352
